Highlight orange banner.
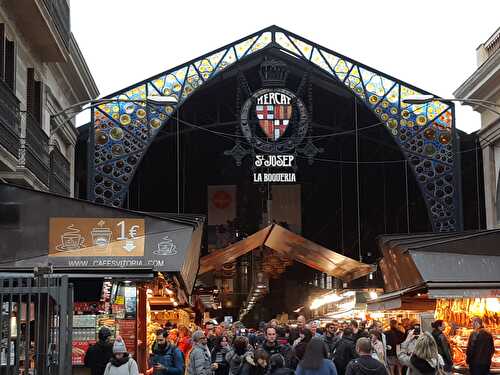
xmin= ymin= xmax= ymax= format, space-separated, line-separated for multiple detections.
xmin=49 ymin=218 xmax=145 ymax=257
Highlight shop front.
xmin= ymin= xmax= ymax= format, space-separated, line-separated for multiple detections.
xmin=0 ymin=183 xmax=205 ymax=374
xmin=310 ymin=290 xmax=376 ymax=322
xmin=373 ymin=230 xmax=500 ymax=373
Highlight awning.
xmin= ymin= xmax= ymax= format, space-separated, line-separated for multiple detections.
xmin=200 ymin=224 xmax=374 ymax=281
xmin=377 ymin=230 xmax=500 ymax=298
xmin=366 ymin=286 xmax=437 ymax=311
xmin=0 ymin=183 xmax=204 ymax=293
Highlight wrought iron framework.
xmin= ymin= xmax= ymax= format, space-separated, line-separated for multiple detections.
xmin=89 ymin=25 xmax=462 ymax=232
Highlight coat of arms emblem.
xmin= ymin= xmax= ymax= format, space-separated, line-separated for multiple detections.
xmin=255 ymin=92 xmax=292 ymax=141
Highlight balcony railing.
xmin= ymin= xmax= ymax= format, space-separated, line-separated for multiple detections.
xmin=0 ymin=80 xmax=20 ymax=159
xmin=41 ymin=0 xmax=70 ymax=48
xmin=50 ymin=147 xmax=70 ymax=196
xmin=24 ymin=113 xmax=50 ymax=186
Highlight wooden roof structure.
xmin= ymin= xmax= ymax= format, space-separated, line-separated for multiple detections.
xmin=199 ymin=224 xmax=374 ymax=282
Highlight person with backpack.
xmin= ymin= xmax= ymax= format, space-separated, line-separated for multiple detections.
xmin=150 ymin=329 xmax=185 ymax=375
xmin=323 ymin=323 xmax=341 ymax=359
xmin=103 ymin=336 xmax=139 ymax=375
xmin=84 ymin=327 xmax=114 ymax=375
xmin=296 ymin=337 xmax=337 ymax=375
xmin=345 ymin=338 xmax=387 ymax=375
xmin=334 ymin=328 xmax=358 ymax=375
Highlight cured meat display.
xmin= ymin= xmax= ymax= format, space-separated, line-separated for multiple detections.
xmin=435 ymin=298 xmax=500 ymax=373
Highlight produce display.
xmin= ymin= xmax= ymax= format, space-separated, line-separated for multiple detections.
xmin=435 ymin=298 xmax=500 ymax=373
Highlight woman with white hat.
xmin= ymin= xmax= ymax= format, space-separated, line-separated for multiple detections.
xmin=103 ymin=336 xmax=139 ymax=375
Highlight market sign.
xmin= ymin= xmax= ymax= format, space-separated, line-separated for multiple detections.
xmin=225 ymin=59 xmax=323 ymax=178
xmin=253 ymin=155 xmax=296 ymax=183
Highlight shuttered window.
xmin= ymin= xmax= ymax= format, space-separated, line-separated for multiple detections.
xmin=27 ymin=68 xmax=43 ymax=125
xmin=5 ymin=39 xmax=15 ymax=90
xmin=0 ymin=23 xmax=15 ymax=90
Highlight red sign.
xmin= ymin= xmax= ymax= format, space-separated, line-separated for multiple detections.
xmin=72 ymin=340 xmax=95 ymax=365
xmin=212 ymin=191 xmax=232 ymax=209
xmin=74 ymin=301 xmax=104 ymax=314
xmin=117 ymin=319 xmax=136 ymax=357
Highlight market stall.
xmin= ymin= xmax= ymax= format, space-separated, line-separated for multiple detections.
xmin=310 ymin=290 xmax=388 ymax=323
xmin=435 ymin=298 xmax=500 ymax=373
xmin=366 ymin=288 xmax=436 ymax=331
xmin=0 ymin=184 xmax=205 ymax=375
xmin=375 ymin=230 xmax=500 ymax=373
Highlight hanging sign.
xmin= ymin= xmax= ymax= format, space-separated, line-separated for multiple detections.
xmin=49 ymin=218 xmax=145 ymax=257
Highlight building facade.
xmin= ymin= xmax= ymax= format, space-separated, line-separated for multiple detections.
xmin=0 ymin=0 xmax=98 ymax=197
xmin=455 ymin=27 xmax=500 ymax=228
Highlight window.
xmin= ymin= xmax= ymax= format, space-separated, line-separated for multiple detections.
xmin=5 ymin=39 xmax=15 ymax=90
xmin=27 ymin=68 xmax=43 ymax=125
xmin=0 ymin=23 xmax=15 ymax=90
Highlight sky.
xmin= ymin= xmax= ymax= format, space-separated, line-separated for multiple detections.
xmin=71 ymin=0 xmax=500 ymax=134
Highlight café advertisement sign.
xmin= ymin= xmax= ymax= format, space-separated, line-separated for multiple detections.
xmin=45 ymin=217 xmax=193 ymax=271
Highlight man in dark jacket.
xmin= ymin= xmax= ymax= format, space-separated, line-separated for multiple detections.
xmin=323 ymin=323 xmax=341 ymax=359
xmin=384 ymin=320 xmax=405 ymax=375
xmin=334 ymin=328 xmax=358 ymax=375
xmin=351 ymin=320 xmax=369 ymax=343
xmin=150 ymin=329 xmax=185 ymax=375
xmin=262 ymin=326 xmax=290 ymax=363
xmin=466 ymin=318 xmax=495 ymax=375
xmin=84 ymin=327 xmax=113 ymax=375
xmin=345 ymin=338 xmax=387 ymax=375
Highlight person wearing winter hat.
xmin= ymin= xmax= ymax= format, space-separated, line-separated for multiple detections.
xmin=85 ymin=327 xmax=114 ymax=375
xmin=103 ymin=336 xmax=139 ymax=375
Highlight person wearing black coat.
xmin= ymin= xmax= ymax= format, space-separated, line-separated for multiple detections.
xmin=431 ymin=321 xmax=453 ymax=372
xmin=345 ymin=338 xmax=387 ymax=375
xmin=289 ymin=329 xmax=313 ymax=370
xmin=334 ymin=328 xmax=358 ymax=375
xmin=84 ymin=327 xmax=114 ymax=375
xmin=466 ymin=318 xmax=495 ymax=375
xmin=268 ymin=354 xmax=294 ymax=375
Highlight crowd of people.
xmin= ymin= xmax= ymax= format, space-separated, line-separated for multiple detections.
xmin=83 ymin=316 xmax=495 ymax=375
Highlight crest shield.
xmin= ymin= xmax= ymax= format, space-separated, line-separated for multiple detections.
xmin=256 ymin=103 xmax=292 ymax=141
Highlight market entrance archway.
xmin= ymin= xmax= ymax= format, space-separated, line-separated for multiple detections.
xmin=89 ymin=25 xmax=461 ymax=232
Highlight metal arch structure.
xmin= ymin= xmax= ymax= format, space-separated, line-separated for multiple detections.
xmin=89 ymin=25 xmax=463 ymax=232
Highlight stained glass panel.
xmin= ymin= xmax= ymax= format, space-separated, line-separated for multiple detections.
xmin=310 ymin=48 xmax=332 ymax=74
xmin=249 ymin=32 xmax=272 ymax=54
xmin=289 ymin=36 xmax=313 ymax=59
xmin=235 ymin=36 xmax=258 ymax=59
xmin=276 ymin=32 xmax=300 ymax=55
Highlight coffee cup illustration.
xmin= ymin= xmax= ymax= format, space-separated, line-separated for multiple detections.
xmin=154 ymin=236 xmax=177 ymax=255
xmin=91 ymin=221 xmax=112 ymax=252
xmin=57 ymin=225 xmax=84 ymax=252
